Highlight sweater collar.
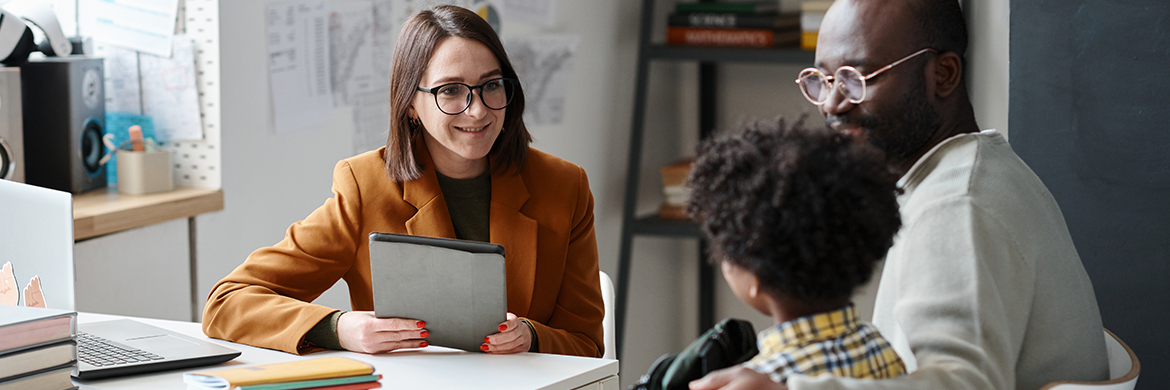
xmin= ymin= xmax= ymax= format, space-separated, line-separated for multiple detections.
xmin=897 ymin=129 xmax=999 ymax=195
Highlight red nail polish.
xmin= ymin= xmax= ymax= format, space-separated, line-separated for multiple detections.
xmin=417 ymin=321 xmax=426 ymax=328
xmin=484 ymin=337 xmax=491 ymax=344
xmin=498 ymin=324 xmax=507 ymax=332
xmin=420 ymin=330 xmax=429 ymax=338
xmin=480 ymin=344 xmax=489 ymax=351
xmin=420 ymin=341 xmax=428 ymax=348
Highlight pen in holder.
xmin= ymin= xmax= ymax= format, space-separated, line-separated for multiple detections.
xmin=100 ymin=126 xmax=174 ymax=195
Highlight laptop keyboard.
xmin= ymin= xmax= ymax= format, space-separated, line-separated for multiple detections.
xmin=78 ymin=332 xmax=165 ymax=367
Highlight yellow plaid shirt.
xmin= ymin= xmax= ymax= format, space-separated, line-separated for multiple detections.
xmin=744 ymin=304 xmax=906 ymax=383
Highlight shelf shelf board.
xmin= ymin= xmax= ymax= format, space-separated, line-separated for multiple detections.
xmin=630 ymin=214 xmax=702 ymax=238
xmin=73 ymin=187 xmax=224 ymax=241
xmin=647 ymin=44 xmax=816 ymax=64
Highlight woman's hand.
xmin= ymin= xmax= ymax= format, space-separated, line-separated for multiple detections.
xmin=689 ymin=366 xmax=787 ymax=390
xmin=337 ymin=311 xmax=429 ymax=354
xmin=482 ymin=312 xmax=532 ymax=354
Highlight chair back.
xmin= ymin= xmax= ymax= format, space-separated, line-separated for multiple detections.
xmin=600 ymin=270 xmax=616 ymax=359
xmin=1040 ymin=329 xmax=1139 ymax=390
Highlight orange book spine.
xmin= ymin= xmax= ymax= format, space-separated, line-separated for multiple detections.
xmin=666 ymin=27 xmax=774 ymax=48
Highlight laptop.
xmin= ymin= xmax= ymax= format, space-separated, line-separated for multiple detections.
xmin=0 ymin=179 xmax=240 ymax=380
xmin=369 ymin=232 xmax=507 ymax=352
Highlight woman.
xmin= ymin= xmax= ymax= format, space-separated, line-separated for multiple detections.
xmin=202 ymin=5 xmax=603 ymax=358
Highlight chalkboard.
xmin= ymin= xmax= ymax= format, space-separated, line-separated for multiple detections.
xmin=1010 ymin=1 xmax=1169 ymax=388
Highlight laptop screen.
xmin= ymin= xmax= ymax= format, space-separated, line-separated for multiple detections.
xmin=0 ymin=179 xmax=75 ymax=310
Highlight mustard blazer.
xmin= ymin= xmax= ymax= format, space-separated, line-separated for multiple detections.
xmin=202 ymin=145 xmax=604 ymax=357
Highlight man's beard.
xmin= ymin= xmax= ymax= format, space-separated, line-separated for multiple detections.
xmin=827 ymin=77 xmax=941 ymax=165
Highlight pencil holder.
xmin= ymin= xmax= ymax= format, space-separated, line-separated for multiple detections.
xmin=116 ymin=149 xmax=174 ymax=195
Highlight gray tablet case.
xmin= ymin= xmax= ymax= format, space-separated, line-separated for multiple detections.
xmin=368 ymin=232 xmax=507 ymax=352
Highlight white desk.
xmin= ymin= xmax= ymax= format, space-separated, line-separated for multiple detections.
xmin=74 ymin=313 xmax=619 ymax=390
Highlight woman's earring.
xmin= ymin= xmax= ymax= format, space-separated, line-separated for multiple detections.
xmin=409 ymin=117 xmax=421 ymax=128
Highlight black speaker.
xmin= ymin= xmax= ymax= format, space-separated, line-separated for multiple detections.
xmin=0 ymin=67 xmax=22 ymax=182
xmin=20 ymin=56 xmax=105 ymax=194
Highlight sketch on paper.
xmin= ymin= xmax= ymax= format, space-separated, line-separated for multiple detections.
xmin=267 ymin=0 xmax=334 ymax=134
xmin=329 ymin=0 xmax=377 ymax=107
xmin=393 ymin=0 xmax=502 ymax=32
xmin=328 ymin=0 xmax=395 ymax=154
xmin=503 ymin=34 xmax=579 ymax=125
xmin=503 ymin=0 xmax=556 ymax=28
xmin=140 ymin=36 xmax=204 ymax=142
xmin=93 ymin=43 xmax=142 ymax=115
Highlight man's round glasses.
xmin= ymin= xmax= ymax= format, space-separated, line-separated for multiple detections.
xmin=416 ymin=78 xmax=517 ymax=115
xmin=794 ymin=48 xmax=937 ymax=105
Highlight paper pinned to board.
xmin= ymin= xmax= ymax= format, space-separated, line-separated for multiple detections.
xmin=77 ymin=0 xmax=179 ymax=58
xmin=392 ymin=0 xmax=503 ymax=32
xmin=328 ymin=0 xmax=380 ymax=107
xmin=326 ymin=0 xmax=396 ymax=154
xmin=92 ymin=43 xmax=142 ymax=114
xmin=503 ymin=34 xmax=579 ymax=125
xmin=503 ymin=0 xmax=556 ymax=28
xmin=353 ymin=0 xmax=396 ymax=155
xmin=267 ymin=0 xmax=333 ymax=134
xmin=140 ymin=35 xmax=203 ymax=142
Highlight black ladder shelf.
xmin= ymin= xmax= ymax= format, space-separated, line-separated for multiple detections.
xmin=614 ymin=0 xmax=815 ymax=363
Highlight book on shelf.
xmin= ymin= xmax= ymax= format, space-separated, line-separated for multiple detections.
xmin=668 ymin=12 xmax=800 ymax=30
xmin=659 ymin=159 xmax=694 ymax=221
xmin=0 ymin=305 xmax=76 ymax=353
xmin=666 ymin=26 xmax=801 ymax=48
xmin=675 ymin=1 xmax=779 ymax=14
xmin=800 ymin=0 xmax=835 ymax=50
xmin=184 ymin=356 xmax=376 ymax=390
xmin=0 ymin=363 xmax=76 ymax=390
xmin=0 ymin=339 xmax=76 ymax=381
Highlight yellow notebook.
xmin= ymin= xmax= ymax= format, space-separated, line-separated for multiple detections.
xmin=183 ymin=356 xmax=374 ymax=389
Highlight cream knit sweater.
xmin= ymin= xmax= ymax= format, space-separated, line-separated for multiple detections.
xmin=791 ymin=131 xmax=1109 ymax=390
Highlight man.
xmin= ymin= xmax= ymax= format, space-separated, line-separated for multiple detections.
xmin=690 ymin=0 xmax=1110 ymax=389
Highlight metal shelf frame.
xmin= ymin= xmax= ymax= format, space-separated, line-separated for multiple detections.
xmin=614 ymin=0 xmax=816 ymax=364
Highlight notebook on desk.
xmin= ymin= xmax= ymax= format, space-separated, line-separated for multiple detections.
xmin=369 ymin=232 xmax=507 ymax=352
xmin=0 ymin=179 xmax=240 ymax=380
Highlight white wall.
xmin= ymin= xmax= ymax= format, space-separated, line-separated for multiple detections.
xmin=966 ymin=0 xmax=1010 ymax=138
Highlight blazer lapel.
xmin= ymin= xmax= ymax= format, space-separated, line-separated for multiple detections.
xmin=404 ymin=144 xmax=457 ymax=239
xmin=489 ymin=169 xmax=537 ymax=315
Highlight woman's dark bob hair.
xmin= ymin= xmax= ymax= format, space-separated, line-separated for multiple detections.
xmin=384 ymin=5 xmax=531 ymax=181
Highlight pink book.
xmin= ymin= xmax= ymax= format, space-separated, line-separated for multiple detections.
xmin=0 ymin=306 xmax=76 ymax=353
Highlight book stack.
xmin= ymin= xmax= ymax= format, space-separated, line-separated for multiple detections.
xmin=659 ymin=158 xmax=695 ymax=220
xmin=800 ymin=1 xmax=835 ymax=50
xmin=666 ymin=2 xmax=801 ymax=49
xmin=184 ymin=356 xmax=382 ymax=390
xmin=0 ymin=305 xmax=78 ymax=390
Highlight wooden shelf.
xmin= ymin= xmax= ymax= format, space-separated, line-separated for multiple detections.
xmin=632 ymin=214 xmax=702 ymax=237
xmin=73 ymin=187 xmax=224 ymax=240
xmin=647 ymin=44 xmax=816 ymax=64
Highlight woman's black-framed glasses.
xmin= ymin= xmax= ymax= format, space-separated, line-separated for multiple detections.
xmin=416 ymin=78 xmax=518 ymax=115
xmin=794 ymin=48 xmax=937 ymax=105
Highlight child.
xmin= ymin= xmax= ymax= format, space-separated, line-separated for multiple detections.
xmin=685 ymin=118 xmax=906 ymax=384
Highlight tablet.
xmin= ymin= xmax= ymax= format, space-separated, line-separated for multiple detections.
xmin=368 ymin=232 xmax=506 ymax=352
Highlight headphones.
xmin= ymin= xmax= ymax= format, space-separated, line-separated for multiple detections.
xmin=0 ymin=0 xmax=74 ymax=65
